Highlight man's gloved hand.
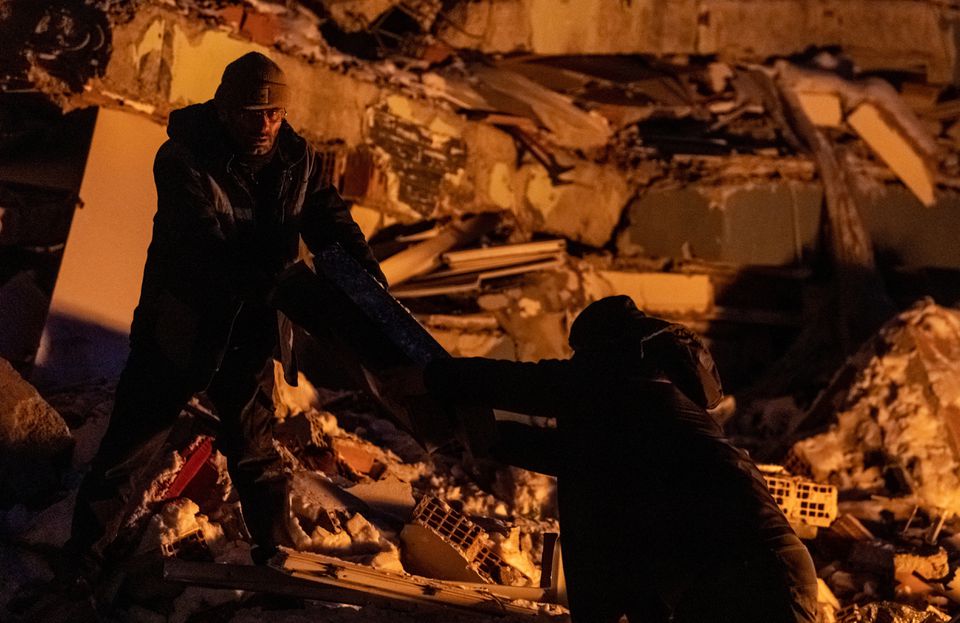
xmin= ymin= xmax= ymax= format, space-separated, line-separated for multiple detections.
xmin=372 ymin=364 xmax=428 ymax=398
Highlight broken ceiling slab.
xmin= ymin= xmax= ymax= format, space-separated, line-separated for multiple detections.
xmin=779 ymin=64 xmax=940 ymax=207
xmin=323 ymin=0 xmax=406 ymax=32
xmin=858 ymin=188 xmax=960 ymax=269
xmin=470 ymin=65 xmax=612 ymax=150
xmin=0 ymin=357 xmax=73 ymax=508
xmin=437 ymin=0 xmax=960 ymax=83
xmin=848 ymin=102 xmax=937 ymax=207
xmin=792 ymin=300 xmax=960 ymax=515
xmin=797 ymin=91 xmax=844 ymax=128
xmin=437 ymin=0 xmax=698 ymax=56
xmin=626 ymin=180 xmax=960 ymax=270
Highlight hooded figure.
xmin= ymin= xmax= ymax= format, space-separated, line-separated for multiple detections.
xmin=69 ymin=52 xmax=385 ymax=567
xmin=414 ymin=296 xmax=818 ymax=623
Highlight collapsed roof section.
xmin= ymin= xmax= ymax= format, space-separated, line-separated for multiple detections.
xmin=2 ymin=1 xmax=957 ymax=247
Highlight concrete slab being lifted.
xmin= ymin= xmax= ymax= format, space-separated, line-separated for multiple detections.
xmin=271 ymin=243 xmax=496 ymax=457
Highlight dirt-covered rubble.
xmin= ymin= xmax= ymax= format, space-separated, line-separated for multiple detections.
xmin=0 ymin=359 xmax=563 ymax=622
xmin=738 ymin=300 xmax=960 ymax=621
xmin=793 ymin=300 xmax=960 ymax=514
xmin=9 ymin=308 xmax=960 ymax=622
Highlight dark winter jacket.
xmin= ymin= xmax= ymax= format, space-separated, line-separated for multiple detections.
xmin=131 ymin=101 xmax=385 ymax=386
xmin=424 ymin=355 xmax=818 ymax=622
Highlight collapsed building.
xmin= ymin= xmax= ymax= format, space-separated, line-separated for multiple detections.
xmin=3 ymin=0 xmax=960 ymax=621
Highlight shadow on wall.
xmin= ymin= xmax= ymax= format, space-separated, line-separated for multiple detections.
xmin=32 ymin=311 xmax=129 ymax=391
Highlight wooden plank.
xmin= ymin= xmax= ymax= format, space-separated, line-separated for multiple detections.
xmin=380 ymin=213 xmax=499 ymax=286
xmin=442 ymin=240 xmax=566 ymax=266
xmin=277 ymin=549 xmax=544 ymax=615
xmin=391 ymin=257 xmax=565 ymax=298
xmin=164 ymin=559 xmax=422 ymax=610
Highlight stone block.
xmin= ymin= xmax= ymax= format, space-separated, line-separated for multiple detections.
xmin=0 ymin=358 xmax=73 ymax=508
xmin=522 ymin=159 xmax=629 ymax=247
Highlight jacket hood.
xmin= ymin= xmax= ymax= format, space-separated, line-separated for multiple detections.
xmin=570 ymin=296 xmax=723 ymax=409
xmin=166 ymin=100 xmax=306 ymax=166
xmin=569 ymin=295 xmax=668 ymax=352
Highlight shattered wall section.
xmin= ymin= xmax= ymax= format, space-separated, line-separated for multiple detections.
xmin=86 ymin=6 xmax=595 ymax=228
xmin=366 ymin=97 xmax=468 ymax=219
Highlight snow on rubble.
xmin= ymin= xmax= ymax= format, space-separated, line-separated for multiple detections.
xmin=793 ymin=299 xmax=960 ymax=515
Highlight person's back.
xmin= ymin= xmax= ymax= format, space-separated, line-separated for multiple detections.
xmin=419 ymin=296 xmax=818 ymax=622
xmin=556 ymin=356 xmax=813 ymax=621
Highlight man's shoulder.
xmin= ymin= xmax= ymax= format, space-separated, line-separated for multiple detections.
xmin=155 ymin=136 xmax=210 ymax=175
xmin=156 ymin=136 xmax=195 ymax=161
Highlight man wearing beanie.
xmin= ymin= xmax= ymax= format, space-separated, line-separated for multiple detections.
xmin=68 ymin=52 xmax=387 ymax=571
xmin=398 ymin=296 xmax=818 ymax=622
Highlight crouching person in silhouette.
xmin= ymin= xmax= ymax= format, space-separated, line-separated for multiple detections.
xmin=397 ymin=296 xmax=818 ymax=623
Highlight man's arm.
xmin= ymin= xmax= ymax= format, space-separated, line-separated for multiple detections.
xmin=299 ymin=157 xmax=387 ymax=286
xmin=152 ymin=143 xmax=248 ymax=301
xmin=423 ymin=357 xmax=574 ymax=418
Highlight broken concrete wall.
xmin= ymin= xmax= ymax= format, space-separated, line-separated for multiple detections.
xmin=438 ymin=0 xmax=960 ymax=84
xmin=619 ymin=183 xmax=960 ymax=269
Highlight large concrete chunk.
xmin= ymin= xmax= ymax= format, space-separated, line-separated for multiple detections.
xmin=793 ymin=300 xmax=960 ymax=515
xmin=0 ymin=358 xmax=73 ymax=507
xmin=522 ymin=159 xmax=629 ymax=247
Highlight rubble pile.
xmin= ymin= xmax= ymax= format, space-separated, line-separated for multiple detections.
xmin=4 ymin=1 xmax=960 ymax=621
xmin=6 ymin=0 xmax=960 ymax=395
xmin=794 ymin=300 xmax=960 ymax=508
xmin=0 ymin=366 xmax=562 ymax=621
xmin=776 ymin=301 xmax=960 ymax=621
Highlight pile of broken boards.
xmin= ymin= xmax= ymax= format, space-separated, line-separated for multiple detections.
xmin=750 ymin=299 xmax=960 ymax=623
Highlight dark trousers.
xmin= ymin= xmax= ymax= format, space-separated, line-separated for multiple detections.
xmin=70 ymin=306 xmax=284 ymax=559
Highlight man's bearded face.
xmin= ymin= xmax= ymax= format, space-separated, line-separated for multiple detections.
xmin=222 ymin=107 xmax=284 ymax=156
